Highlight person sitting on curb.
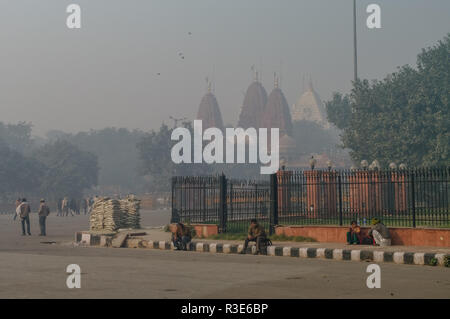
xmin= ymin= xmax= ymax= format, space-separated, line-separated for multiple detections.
xmin=172 ymin=222 xmax=191 ymax=251
xmin=346 ymin=220 xmax=361 ymax=245
xmin=368 ymin=218 xmax=391 ymax=246
xmin=240 ymin=219 xmax=267 ymax=255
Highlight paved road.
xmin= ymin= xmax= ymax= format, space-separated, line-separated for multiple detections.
xmin=0 ymin=212 xmax=448 ymax=299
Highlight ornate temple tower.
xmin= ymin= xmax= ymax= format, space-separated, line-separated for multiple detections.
xmin=196 ymin=82 xmax=225 ymax=132
xmin=291 ymin=80 xmax=329 ymax=128
xmin=260 ymin=75 xmax=293 ymax=137
xmin=238 ymin=72 xmax=268 ymax=129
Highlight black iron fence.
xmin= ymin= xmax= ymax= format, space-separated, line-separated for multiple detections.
xmin=171 ymin=167 xmax=450 ymax=233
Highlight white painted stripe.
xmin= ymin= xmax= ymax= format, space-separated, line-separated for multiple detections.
xmin=374 ymin=251 xmax=384 ymax=263
xmin=351 ymin=250 xmax=361 ymax=261
xmin=316 ymin=248 xmax=326 ymax=258
xmin=209 ymin=243 xmax=217 ymax=253
xmin=435 ymin=253 xmax=445 ymax=266
xmin=267 ymin=246 xmax=276 ymax=256
xmin=333 ymin=249 xmax=343 ymax=260
xmin=413 ymin=253 xmax=425 ymax=265
xmin=159 ymin=241 xmax=166 ymax=250
xmin=393 ymin=252 xmax=405 ymax=264
xmin=283 ymin=247 xmax=291 ymax=257
xmin=299 ymin=248 xmax=308 ymax=258
xmin=196 ymin=243 xmax=204 ymax=251
xmin=223 ymin=244 xmax=231 ymax=254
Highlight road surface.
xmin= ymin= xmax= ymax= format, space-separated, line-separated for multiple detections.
xmin=0 ymin=210 xmax=448 ymax=298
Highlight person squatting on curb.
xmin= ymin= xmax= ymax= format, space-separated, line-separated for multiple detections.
xmin=172 ymin=222 xmax=192 ymax=251
xmin=369 ymin=217 xmax=391 ymax=246
xmin=240 ymin=219 xmax=268 ymax=255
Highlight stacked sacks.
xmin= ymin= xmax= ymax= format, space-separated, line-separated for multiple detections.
xmin=120 ymin=195 xmax=141 ymax=229
xmin=89 ymin=197 xmax=123 ymax=231
xmin=89 ymin=196 xmax=141 ymax=231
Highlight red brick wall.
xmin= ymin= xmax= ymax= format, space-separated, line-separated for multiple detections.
xmin=169 ymin=223 xmax=219 ymax=238
xmin=275 ymin=225 xmax=449 ymax=247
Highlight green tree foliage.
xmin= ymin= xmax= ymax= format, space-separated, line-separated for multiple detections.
xmin=291 ymin=120 xmax=340 ymax=155
xmin=0 ymin=122 xmax=34 ymax=154
xmin=0 ymin=140 xmax=44 ymax=199
xmin=47 ymin=128 xmax=145 ymax=192
xmin=33 ymin=140 xmax=99 ymax=199
xmin=325 ymin=93 xmax=352 ymax=131
xmin=137 ymin=122 xmax=212 ymax=191
xmin=326 ymin=34 xmax=450 ymax=167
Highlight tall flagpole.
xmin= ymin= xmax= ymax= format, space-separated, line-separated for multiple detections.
xmin=353 ymin=0 xmax=358 ymax=82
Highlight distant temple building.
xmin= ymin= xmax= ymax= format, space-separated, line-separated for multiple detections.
xmin=291 ymin=81 xmax=329 ymax=129
xmin=190 ymin=72 xmax=350 ymax=167
xmin=238 ymin=72 xmax=268 ymax=129
xmin=260 ymin=76 xmax=293 ymax=137
xmin=196 ymin=84 xmax=224 ymax=132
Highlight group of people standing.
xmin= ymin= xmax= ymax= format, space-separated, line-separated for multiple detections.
xmin=13 ymin=196 xmax=95 ymax=236
xmin=56 ymin=197 xmax=94 ymax=217
xmin=14 ymin=198 xmax=50 ymax=236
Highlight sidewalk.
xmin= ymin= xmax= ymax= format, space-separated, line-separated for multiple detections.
xmin=75 ymin=227 xmax=450 ymax=267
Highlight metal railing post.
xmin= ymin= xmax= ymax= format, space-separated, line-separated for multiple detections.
xmin=269 ymin=173 xmax=278 ymax=235
xmin=338 ymin=174 xmax=343 ymax=226
xmin=411 ymin=170 xmax=416 ymax=228
xmin=219 ymin=174 xmax=228 ymax=233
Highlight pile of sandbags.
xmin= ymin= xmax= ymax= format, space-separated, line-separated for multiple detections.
xmin=89 ymin=196 xmax=141 ymax=232
xmin=89 ymin=197 xmax=123 ymax=231
xmin=120 ymin=195 xmax=141 ymax=229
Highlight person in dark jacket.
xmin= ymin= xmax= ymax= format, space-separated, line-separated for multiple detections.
xmin=240 ymin=219 xmax=267 ymax=255
xmin=347 ymin=220 xmax=362 ymax=244
xmin=38 ymin=199 xmax=50 ymax=236
xmin=172 ymin=223 xmax=192 ymax=251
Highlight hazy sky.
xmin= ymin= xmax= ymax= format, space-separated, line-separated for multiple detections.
xmin=1 ymin=0 xmax=449 ymax=136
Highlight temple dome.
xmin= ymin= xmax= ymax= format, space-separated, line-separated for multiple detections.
xmin=196 ymin=92 xmax=224 ymax=131
xmin=238 ymin=81 xmax=268 ymax=129
xmin=291 ymin=82 xmax=329 ymax=128
xmin=260 ymin=87 xmax=293 ymax=137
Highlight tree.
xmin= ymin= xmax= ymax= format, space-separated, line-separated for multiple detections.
xmin=137 ymin=122 xmax=212 ymax=192
xmin=291 ymin=120 xmax=341 ymax=156
xmin=324 ymin=93 xmax=352 ymax=131
xmin=0 ymin=140 xmax=44 ymax=199
xmin=0 ymin=122 xmax=34 ymax=154
xmin=51 ymin=128 xmax=146 ymax=192
xmin=33 ymin=140 xmax=99 ymax=199
xmin=326 ymin=34 xmax=450 ymax=167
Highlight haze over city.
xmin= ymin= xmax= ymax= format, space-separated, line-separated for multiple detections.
xmin=1 ymin=0 xmax=449 ymax=136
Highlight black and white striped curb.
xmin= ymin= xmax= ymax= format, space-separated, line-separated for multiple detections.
xmin=74 ymin=233 xmax=449 ymax=267
xmin=128 ymin=239 xmax=449 ymax=267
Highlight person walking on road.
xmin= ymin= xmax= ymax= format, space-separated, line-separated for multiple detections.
xmin=38 ymin=199 xmax=50 ymax=236
xmin=17 ymin=198 xmax=31 ymax=236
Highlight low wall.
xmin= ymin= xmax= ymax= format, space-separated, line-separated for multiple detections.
xmin=275 ymin=225 xmax=450 ymax=247
xmin=169 ymin=223 xmax=219 ymax=238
